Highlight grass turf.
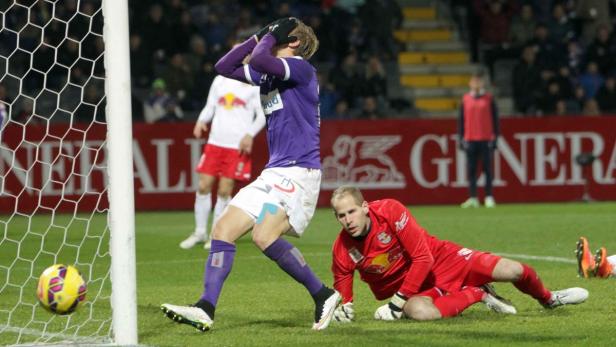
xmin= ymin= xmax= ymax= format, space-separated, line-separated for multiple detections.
xmin=1 ymin=202 xmax=615 ymax=346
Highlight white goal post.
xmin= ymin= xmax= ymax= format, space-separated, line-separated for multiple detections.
xmin=103 ymin=0 xmax=138 ymax=345
xmin=0 ymin=0 xmax=137 ymax=345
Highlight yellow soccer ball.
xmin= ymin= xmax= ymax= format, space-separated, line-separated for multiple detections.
xmin=36 ymin=264 xmax=87 ymax=315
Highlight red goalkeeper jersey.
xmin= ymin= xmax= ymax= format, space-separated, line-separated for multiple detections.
xmin=332 ymin=199 xmax=474 ymax=303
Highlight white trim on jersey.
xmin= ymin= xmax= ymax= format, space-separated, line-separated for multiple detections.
xmin=243 ymin=64 xmax=255 ymax=85
xmin=278 ymin=57 xmax=290 ymax=81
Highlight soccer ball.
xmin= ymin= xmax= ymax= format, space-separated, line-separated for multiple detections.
xmin=36 ymin=264 xmax=87 ymax=315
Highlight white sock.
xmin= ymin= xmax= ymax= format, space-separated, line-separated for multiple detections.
xmin=213 ymin=195 xmax=231 ymax=227
xmin=194 ymin=192 xmax=212 ymax=238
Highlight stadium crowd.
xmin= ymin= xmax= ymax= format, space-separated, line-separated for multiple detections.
xmin=1 ymin=0 xmax=616 ymax=123
xmin=457 ymin=0 xmax=616 ymax=116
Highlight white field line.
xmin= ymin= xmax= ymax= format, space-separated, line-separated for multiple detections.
xmin=494 ymin=252 xmax=576 ymax=264
xmin=0 ymin=324 xmax=111 ymax=346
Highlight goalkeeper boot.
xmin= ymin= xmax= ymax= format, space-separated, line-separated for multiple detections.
xmin=480 ymin=284 xmax=517 ymax=314
xmin=575 ymin=237 xmax=595 ymax=278
xmin=542 ymin=287 xmax=589 ymax=309
xmin=161 ymin=303 xmax=213 ymax=332
xmin=594 ymin=247 xmax=614 ymax=278
xmin=180 ymin=232 xmax=206 ymax=249
xmin=312 ymin=286 xmax=341 ymax=331
xmin=460 ymin=197 xmax=480 ymax=208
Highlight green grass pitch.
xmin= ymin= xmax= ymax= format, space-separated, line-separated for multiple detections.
xmin=1 ymin=202 xmax=615 ymax=346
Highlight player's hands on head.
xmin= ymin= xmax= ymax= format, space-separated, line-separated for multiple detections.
xmin=254 ymin=19 xmax=283 ymax=41
xmin=269 ymin=17 xmax=298 ymax=45
xmin=374 ymin=292 xmax=406 ymax=321
xmin=193 ymin=122 xmax=208 ymax=138
xmin=333 ymin=302 xmax=355 ymax=323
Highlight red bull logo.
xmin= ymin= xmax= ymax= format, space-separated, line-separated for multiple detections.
xmin=218 ymin=93 xmax=247 ymax=110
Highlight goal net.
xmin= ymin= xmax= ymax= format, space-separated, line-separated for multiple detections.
xmin=0 ymin=0 xmax=136 ymax=345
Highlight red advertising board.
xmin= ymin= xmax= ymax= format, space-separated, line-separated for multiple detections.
xmin=1 ymin=117 xmax=615 ymax=213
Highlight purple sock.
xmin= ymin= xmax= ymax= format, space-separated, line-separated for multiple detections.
xmin=200 ymin=240 xmax=236 ymax=307
xmin=263 ymin=238 xmax=324 ymax=296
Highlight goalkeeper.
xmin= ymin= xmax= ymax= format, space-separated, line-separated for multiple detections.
xmin=330 ymin=186 xmax=588 ymax=323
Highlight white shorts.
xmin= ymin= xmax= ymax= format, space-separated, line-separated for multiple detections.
xmin=229 ymin=167 xmax=321 ymax=237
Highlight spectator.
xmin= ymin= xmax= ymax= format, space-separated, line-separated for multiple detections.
xmin=555 ymin=99 xmax=568 ymax=115
xmin=363 ymin=55 xmax=387 ymax=102
xmin=162 ymin=53 xmax=194 ymax=105
xmin=596 ymin=76 xmax=616 ymax=113
xmin=143 ymin=79 xmax=183 ymax=123
xmin=474 ymin=0 xmax=519 ymax=77
xmin=527 ymin=23 xmax=565 ymax=71
xmin=170 ymin=10 xmax=200 ymax=55
xmin=547 ymin=3 xmax=575 ymax=44
xmin=333 ymin=100 xmax=352 ymax=119
xmin=585 ymin=24 xmax=616 ymax=75
xmin=330 ymin=52 xmax=365 ymax=109
xmin=358 ymin=96 xmax=382 ymax=120
xmin=578 ymin=61 xmax=604 ymax=100
xmin=358 ymin=0 xmax=402 ymax=60
xmin=574 ymin=0 xmax=611 ymax=46
xmin=318 ymin=72 xmax=339 ymax=119
xmin=536 ymin=80 xmax=563 ymax=115
xmin=508 ymin=3 xmax=537 ymax=49
xmin=130 ymin=34 xmax=153 ymax=89
xmin=582 ymin=98 xmax=601 ymax=115
xmin=566 ymin=39 xmax=584 ymax=76
xmin=567 ymin=85 xmax=586 ymax=114
xmin=512 ymin=46 xmax=542 ymax=113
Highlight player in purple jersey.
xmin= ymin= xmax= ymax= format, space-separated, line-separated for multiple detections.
xmin=161 ymin=18 xmax=341 ymax=332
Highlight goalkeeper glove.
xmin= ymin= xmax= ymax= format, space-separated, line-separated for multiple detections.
xmin=269 ymin=17 xmax=298 ymax=44
xmin=333 ymin=302 xmax=355 ymax=323
xmin=374 ymin=292 xmax=406 ymax=321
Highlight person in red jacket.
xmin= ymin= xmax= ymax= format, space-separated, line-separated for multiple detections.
xmin=458 ymin=71 xmax=499 ymax=208
xmin=330 ymin=186 xmax=588 ymax=322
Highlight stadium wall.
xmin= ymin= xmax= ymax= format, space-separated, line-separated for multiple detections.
xmin=1 ymin=116 xmax=615 ymax=213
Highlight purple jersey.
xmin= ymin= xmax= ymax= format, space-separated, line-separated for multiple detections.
xmin=214 ymin=35 xmax=321 ymax=169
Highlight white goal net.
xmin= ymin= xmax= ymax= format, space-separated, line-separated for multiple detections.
xmin=0 ymin=0 xmax=136 ymax=345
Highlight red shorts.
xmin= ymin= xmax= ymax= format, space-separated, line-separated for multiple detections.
xmin=414 ymin=251 xmax=501 ymax=299
xmin=195 ymin=144 xmax=252 ymax=181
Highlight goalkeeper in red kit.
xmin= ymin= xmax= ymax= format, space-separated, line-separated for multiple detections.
xmin=330 ymin=186 xmax=588 ymax=322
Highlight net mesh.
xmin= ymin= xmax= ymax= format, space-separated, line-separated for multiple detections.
xmin=0 ymin=0 xmax=113 ymax=345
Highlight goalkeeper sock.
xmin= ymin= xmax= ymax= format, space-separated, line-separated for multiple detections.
xmin=194 ymin=192 xmax=212 ymax=238
xmin=263 ymin=238 xmax=323 ymax=295
xmin=433 ymin=287 xmax=484 ymax=318
xmin=513 ymin=263 xmax=552 ymax=304
xmin=200 ymin=240 xmax=236 ymax=312
xmin=213 ymin=195 xmax=230 ymax=227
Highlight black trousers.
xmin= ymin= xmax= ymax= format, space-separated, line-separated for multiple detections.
xmin=465 ymin=141 xmax=494 ymax=198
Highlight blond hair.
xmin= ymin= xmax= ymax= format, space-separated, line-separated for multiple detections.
xmin=291 ymin=19 xmax=319 ymax=59
xmin=330 ymin=186 xmax=364 ymax=206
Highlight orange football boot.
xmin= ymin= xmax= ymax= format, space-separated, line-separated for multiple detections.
xmin=575 ymin=237 xmax=595 ymax=278
xmin=594 ymin=247 xmax=614 ymax=278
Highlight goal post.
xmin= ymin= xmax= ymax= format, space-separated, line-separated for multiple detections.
xmin=0 ymin=0 xmax=138 ymax=345
xmin=102 ymin=0 xmax=138 ymax=345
